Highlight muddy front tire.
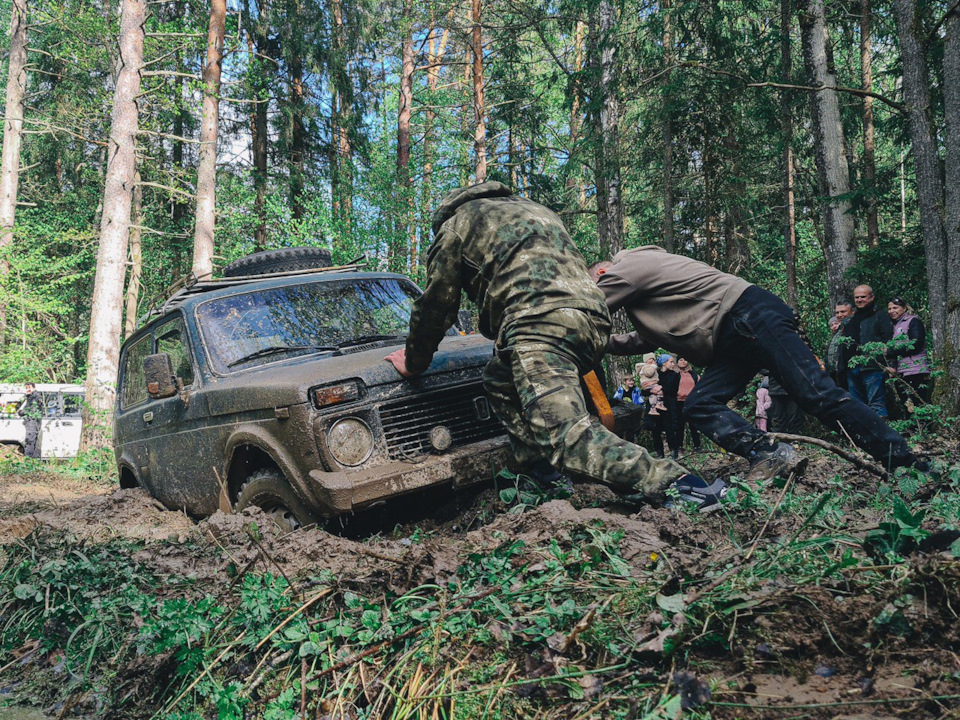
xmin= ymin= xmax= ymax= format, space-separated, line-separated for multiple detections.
xmin=235 ymin=468 xmax=318 ymax=534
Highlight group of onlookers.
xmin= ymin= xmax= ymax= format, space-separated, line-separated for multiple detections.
xmin=617 ymin=282 xmax=933 ymax=458
xmin=614 ymin=353 xmax=701 ymax=460
xmin=824 ymin=284 xmax=931 ymax=420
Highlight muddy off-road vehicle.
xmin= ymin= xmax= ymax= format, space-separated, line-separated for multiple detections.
xmin=114 ymin=248 xmax=510 ymax=530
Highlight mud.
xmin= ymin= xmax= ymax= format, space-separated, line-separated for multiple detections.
xmin=2 ymin=443 xmax=959 ymax=718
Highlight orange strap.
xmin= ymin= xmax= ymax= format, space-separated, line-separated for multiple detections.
xmin=582 ymin=370 xmax=616 ymax=432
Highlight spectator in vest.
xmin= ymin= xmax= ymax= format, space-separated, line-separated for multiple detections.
xmin=842 ymin=285 xmax=893 ymax=418
xmin=17 ymin=383 xmax=43 ymax=459
xmin=885 ymin=297 xmax=932 ymax=406
xmin=674 ymin=357 xmax=702 ymax=452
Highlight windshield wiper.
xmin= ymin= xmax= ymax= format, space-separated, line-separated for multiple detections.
xmin=227 ymin=344 xmax=337 ymax=368
xmin=335 ymin=334 xmax=406 ymax=349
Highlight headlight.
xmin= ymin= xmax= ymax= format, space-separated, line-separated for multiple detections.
xmin=326 ymin=417 xmax=374 ymax=466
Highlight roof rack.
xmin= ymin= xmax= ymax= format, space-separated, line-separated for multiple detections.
xmin=137 ymin=256 xmax=368 ymax=327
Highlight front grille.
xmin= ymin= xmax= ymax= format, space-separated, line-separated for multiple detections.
xmin=378 ymin=382 xmax=505 ymax=459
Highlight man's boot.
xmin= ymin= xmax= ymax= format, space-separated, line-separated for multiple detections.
xmin=747 ymin=441 xmax=808 ymax=482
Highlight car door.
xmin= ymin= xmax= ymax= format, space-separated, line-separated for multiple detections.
xmin=42 ymin=392 xmax=84 ymax=458
xmin=142 ymin=315 xmax=212 ymax=512
xmin=116 ymin=332 xmax=154 ymax=486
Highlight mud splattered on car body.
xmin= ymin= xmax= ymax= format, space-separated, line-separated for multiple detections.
xmin=113 ymin=265 xmax=510 ymax=527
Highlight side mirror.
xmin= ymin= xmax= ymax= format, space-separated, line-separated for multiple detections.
xmin=144 ymin=353 xmax=178 ymax=399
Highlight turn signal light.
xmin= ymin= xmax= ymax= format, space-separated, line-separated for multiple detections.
xmin=313 ymin=381 xmax=360 ymax=408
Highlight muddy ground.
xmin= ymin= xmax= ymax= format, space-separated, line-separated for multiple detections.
xmin=1 ymin=447 xmax=960 ymax=718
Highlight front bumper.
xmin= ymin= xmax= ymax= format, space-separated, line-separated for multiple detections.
xmin=308 ymin=436 xmax=512 ymax=513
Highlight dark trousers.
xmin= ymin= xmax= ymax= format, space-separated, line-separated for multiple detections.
xmin=684 ymin=286 xmax=914 ymax=469
xmin=768 ymin=394 xmax=801 ymax=433
xmin=673 ymin=401 xmax=701 ymax=450
xmin=24 ymin=419 xmax=40 ymax=459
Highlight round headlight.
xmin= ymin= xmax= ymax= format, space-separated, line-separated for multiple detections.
xmin=327 ymin=417 xmax=374 ymax=467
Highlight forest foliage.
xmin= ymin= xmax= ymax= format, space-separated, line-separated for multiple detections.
xmin=0 ymin=0 xmax=956 ymax=399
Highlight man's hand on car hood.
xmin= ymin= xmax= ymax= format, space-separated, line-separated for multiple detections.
xmin=384 ymin=348 xmax=416 ymax=378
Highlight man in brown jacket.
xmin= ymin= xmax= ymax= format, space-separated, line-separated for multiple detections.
xmin=590 ymin=247 xmax=922 ymax=477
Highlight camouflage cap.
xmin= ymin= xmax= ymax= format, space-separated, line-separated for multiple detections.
xmin=431 ymin=181 xmax=513 ymax=235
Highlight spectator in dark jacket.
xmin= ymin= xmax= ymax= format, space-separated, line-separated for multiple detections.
xmin=826 ymin=300 xmax=854 ymax=388
xmin=885 ymin=297 xmax=932 ymax=406
xmin=842 ymin=285 xmax=893 ymax=418
xmin=17 ymin=383 xmax=43 ymax=459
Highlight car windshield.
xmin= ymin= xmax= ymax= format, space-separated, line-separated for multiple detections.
xmin=197 ymin=277 xmax=420 ymax=372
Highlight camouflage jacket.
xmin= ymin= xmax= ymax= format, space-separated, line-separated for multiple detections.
xmin=405 ymin=182 xmax=609 ymax=374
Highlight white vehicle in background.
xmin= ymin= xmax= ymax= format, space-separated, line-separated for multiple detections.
xmin=0 ymin=383 xmax=85 ymax=458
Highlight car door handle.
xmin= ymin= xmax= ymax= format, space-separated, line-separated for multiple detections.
xmin=61 ymin=421 xmax=74 ymax=426
xmin=143 ymin=412 xmax=154 ymax=423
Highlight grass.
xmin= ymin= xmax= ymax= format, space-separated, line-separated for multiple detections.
xmin=1 ymin=451 xmax=960 ymax=718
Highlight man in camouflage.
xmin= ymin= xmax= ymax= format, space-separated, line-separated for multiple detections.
xmin=385 ymin=181 xmax=688 ymax=502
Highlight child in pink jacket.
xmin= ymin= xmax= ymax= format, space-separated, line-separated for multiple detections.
xmin=755 ymin=377 xmax=772 ymax=431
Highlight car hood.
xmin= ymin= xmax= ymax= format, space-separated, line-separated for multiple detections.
xmin=201 ymin=334 xmax=494 ymax=415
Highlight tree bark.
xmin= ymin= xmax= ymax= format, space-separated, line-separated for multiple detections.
xmin=943 ymin=7 xmax=960 ymax=406
xmin=395 ymin=0 xmax=413 ymax=271
xmin=124 ymin=172 xmax=143 ymax=339
xmin=0 ymin=0 xmax=28 ymax=337
xmin=781 ymin=0 xmax=798 ymax=306
xmin=799 ymin=0 xmax=856 ymax=306
xmin=471 ymin=0 xmax=487 ymax=183
xmin=193 ymin=0 xmax=226 ymax=281
xmin=566 ymin=20 xmax=586 ymax=212
xmin=594 ymin=0 xmax=623 ymax=258
xmin=289 ymin=53 xmax=306 ymax=221
xmin=860 ymin=0 xmax=879 ymax=247
xmin=893 ymin=0 xmax=948 ymax=352
xmin=245 ymin=0 xmax=270 ymax=250
xmin=662 ymin=0 xmax=675 ymax=253
xmin=421 ymin=16 xmax=451 ymax=261
xmin=331 ymin=0 xmax=353 ymax=226
xmin=82 ymin=0 xmax=146 ymax=450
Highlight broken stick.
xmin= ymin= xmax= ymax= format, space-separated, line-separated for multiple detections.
xmin=768 ymin=432 xmax=888 ymax=480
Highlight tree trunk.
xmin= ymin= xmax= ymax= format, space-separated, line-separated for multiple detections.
xmin=662 ymin=0 xmax=675 ymax=253
xmin=471 ymin=0 xmax=487 ymax=183
xmin=246 ymin=2 xmax=269 ymax=251
xmin=395 ymin=2 xmax=413 ymax=272
xmin=943 ymin=7 xmax=960 ymax=405
xmin=799 ymin=0 xmax=856 ymax=306
xmin=781 ymin=0 xmax=798 ymax=306
xmin=893 ymin=0 xmax=948 ymax=352
xmin=124 ymin=172 xmax=143 ymax=339
xmin=594 ymin=0 xmax=623 ymax=257
xmin=331 ymin=0 xmax=352 ymax=226
xmin=289 ymin=54 xmax=306 ymax=221
xmin=193 ymin=0 xmax=226 ymax=281
xmin=421 ymin=17 xmax=451 ymax=261
xmin=82 ymin=0 xmax=146 ymax=450
xmin=567 ymin=20 xmax=586 ymax=211
xmin=0 ymin=0 xmax=28 ymax=337
xmin=860 ymin=0 xmax=879 ymax=247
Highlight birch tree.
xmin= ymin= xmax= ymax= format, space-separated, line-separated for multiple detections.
xmin=82 ymin=0 xmax=147 ymax=449
xmin=0 ymin=0 xmax=28 ymax=335
xmin=799 ymin=0 xmax=856 ymax=305
xmin=193 ymin=0 xmax=226 ymax=281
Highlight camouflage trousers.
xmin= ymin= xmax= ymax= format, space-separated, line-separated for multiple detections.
xmin=483 ymin=308 xmax=686 ymax=500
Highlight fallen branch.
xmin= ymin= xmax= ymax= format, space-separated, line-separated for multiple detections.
xmin=768 ymin=432 xmax=888 ymax=480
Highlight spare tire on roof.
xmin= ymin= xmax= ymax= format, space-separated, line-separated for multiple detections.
xmin=222 ymin=247 xmax=333 ymax=278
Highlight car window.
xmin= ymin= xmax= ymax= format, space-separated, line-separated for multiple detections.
xmin=40 ymin=393 xmax=57 ymax=417
xmin=196 ymin=278 xmax=422 ymax=372
xmin=62 ymin=394 xmax=83 ymax=417
xmin=155 ymin=317 xmax=195 ymax=386
xmin=121 ymin=334 xmax=151 ymax=409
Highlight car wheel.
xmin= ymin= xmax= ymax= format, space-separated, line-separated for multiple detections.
xmin=222 ymin=247 xmax=333 ymax=278
xmin=235 ymin=468 xmax=318 ymax=534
